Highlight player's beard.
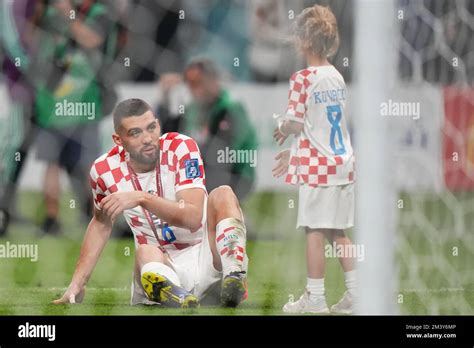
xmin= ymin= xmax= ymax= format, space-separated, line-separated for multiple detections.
xmin=128 ymin=145 xmax=160 ymax=166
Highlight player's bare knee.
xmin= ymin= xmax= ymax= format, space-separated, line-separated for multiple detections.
xmin=209 ymin=185 xmax=238 ymax=208
xmin=135 ymin=244 xmax=153 ymax=260
xmin=135 ymin=244 xmax=165 ymax=264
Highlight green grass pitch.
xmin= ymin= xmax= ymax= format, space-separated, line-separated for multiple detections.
xmin=0 ymin=191 xmax=472 ymax=315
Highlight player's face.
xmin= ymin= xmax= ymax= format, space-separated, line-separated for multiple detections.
xmin=114 ymin=111 xmax=161 ymax=165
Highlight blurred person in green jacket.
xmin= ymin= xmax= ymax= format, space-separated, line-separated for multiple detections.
xmin=158 ymin=59 xmax=258 ymax=201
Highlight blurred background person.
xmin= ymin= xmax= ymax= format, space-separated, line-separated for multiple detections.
xmin=158 ymin=58 xmax=258 ymax=201
xmin=0 ymin=0 xmax=44 ymax=236
xmin=30 ymin=0 xmax=124 ymax=235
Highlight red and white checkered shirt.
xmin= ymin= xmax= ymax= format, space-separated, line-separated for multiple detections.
xmin=285 ymin=66 xmax=355 ymax=187
xmin=89 ymin=132 xmax=207 ymax=256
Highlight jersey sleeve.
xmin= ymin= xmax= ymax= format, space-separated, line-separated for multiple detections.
xmin=173 ymin=137 xmax=206 ymax=193
xmin=89 ymin=163 xmax=107 ymax=211
xmin=285 ymin=72 xmax=308 ymax=123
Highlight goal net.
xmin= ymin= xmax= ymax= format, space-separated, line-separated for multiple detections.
xmin=388 ymin=0 xmax=474 ymax=314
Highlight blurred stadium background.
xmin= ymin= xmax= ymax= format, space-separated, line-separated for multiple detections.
xmin=0 ymin=0 xmax=473 ymax=315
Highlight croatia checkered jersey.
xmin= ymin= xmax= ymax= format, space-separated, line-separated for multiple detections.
xmin=284 ymin=65 xmax=355 ymax=186
xmin=89 ymin=132 xmax=207 ymax=256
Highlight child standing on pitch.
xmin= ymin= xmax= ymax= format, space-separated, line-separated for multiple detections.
xmin=272 ymin=4 xmax=357 ymax=314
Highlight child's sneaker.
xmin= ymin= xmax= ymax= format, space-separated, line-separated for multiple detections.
xmin=330 ymin=290 xmax=354 ymax=314
xmin=282 ymin=291 xmax=329 ymax=314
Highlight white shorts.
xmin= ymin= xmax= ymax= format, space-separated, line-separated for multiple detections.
xmin=130 ymin=224 xmax=222 ymax=305
xmin=297 ymin=183 xmax=354 ymax=230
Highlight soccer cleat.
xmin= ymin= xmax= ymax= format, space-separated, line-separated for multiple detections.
xmin=141 ymin=271 xmax=199 ymax=308
xmin=330 ymin=290 xmax=354 ymax=314
xmin=221 ymin=271 xmax=247 ymax=307
xmin=282 ymin=291 xmax=330 ymax=314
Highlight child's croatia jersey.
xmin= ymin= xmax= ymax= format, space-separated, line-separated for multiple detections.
xmin=285 ymin=65 xmax=355 ymax=187
xmin=89 ymin=132 xmax=207 ymax=257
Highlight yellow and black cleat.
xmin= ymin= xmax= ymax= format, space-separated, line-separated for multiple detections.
xmin=141 ymin=271 xmax=200 ymax=308
xmin=221 ymin=271 xmax=247 ymax=308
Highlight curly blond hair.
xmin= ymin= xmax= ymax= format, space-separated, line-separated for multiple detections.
xmin=294 ymin=5 xmax=340 ymax=58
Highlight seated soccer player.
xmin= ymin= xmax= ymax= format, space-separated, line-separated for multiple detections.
xmin=53 ymin=98 xmax=249 ymax=308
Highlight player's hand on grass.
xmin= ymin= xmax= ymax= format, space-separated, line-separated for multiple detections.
xmin=273 ymin=125 xmax=288 ymax=145
xmin=100 ymin=192 xmax=144 ymax=222
xmin=53 ymin=284 xmax=85 ymax=305
xmin=272 ymin=149 xmax=291 ymax=178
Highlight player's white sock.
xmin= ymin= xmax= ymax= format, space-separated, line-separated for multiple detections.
xmin=215 ymin=217 xmax=247 ymax=276
xmin=344 ymin=270 xmax=357 ymax=296
xmin=140 ymin=262 xmax=181 ymax=286
xmin=307 ymin=277 xmax=325 ymax=302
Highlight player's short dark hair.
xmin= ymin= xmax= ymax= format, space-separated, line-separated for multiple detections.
xmin=184 ymin=57 xmax=220 ymax=80
xmin=113 ymin=98 xmax=153 ymax=131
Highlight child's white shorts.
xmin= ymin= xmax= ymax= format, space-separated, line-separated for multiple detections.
xmin=297 ymin=183 xmax=354 ymax=230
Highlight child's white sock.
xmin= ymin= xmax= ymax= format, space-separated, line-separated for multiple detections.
xmin=140 ymin=262 xmax=181 ymax=286
xmin=215 ymin=218 xmax=247 ymax=276
xmin=307 ymin=277 xmax=325 ymax=302
xmin=344 ymin=270 xmax=357 ymax=296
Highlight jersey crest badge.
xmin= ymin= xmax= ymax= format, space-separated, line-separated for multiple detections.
xmin=185 ymin=159 xmax=201 ymax=179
